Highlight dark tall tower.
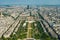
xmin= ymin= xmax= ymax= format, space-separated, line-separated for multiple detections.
xmin=27 ymin=5 xmax=29 ymax=9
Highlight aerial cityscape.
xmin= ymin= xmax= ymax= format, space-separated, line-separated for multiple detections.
xmin=0 ymin=5 xmax=60 ymax=40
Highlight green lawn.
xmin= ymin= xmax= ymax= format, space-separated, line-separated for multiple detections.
xmin=1 ymin=21 xmax=58 ymax=40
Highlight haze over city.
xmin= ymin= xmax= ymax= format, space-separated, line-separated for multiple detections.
xmin=0 ymin=0 xmax=60 ymax=5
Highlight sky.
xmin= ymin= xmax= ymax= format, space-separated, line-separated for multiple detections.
xmin=0 ymin=0 xmax=60 ymax=5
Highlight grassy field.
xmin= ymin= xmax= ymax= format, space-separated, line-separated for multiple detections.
xmin=0 ymin=21 xmax=58 ymax=40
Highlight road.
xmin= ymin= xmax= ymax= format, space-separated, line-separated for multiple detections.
xmin=37 ymin=9 xmax=58 ymax=39
xmin=2 ymin=13 xmax=22 ymax=38
xmin=27 ymin=23 xmax=32 ymax=38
